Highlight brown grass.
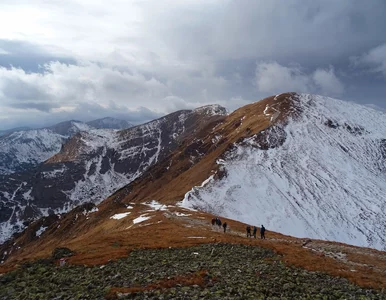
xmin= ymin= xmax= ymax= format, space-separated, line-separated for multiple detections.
xmin=2 ymin=207 xmax=386 ymax=289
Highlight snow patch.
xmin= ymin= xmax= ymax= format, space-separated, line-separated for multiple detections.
xmin=133 ymin=215 xmax=151 ymax=224
xmin=110 ymin=212 xmax=131 ymax=220
xmin=36 ymin=226 xmax=47 ymax=237
xmin=145 ymin=200 xmax=168 ymax=211
xmin=174 ymin=212 xmax=191 ymax=217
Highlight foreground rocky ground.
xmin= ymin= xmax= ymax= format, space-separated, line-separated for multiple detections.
xmin=0 ymin=243 xmax=384 ymax=299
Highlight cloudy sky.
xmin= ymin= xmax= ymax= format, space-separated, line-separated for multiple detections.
xmin=1 ymin=0 xmax=386 ymax=130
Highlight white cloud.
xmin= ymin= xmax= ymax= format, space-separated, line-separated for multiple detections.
xmin=255 ymin=62 xmax=311 ymax=94
xmin=312 ymin=67 xmax=344 ymax=96
xmin=353 ymin=43 xmax=386 ymax=76
xmin=0 ymin=62 xmax=169 ymax=110
xmin=255 ymin=62 xmax=344 ymax=96
xmin=161 ymin=96 xmax=198 ymax=112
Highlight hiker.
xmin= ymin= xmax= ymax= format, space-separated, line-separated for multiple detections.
xmin=253 ymin=226 xmax=257 ymax=238
xmin=246 ymin=226 xmax=251 ymax=237
xmin=222 ymin=222 xmax=227 ymax=233
xmin=211 ymin=218 xmax=216 ymax=226
xmin=216 ymin=218 xmax=222 ymax=227
xmin=260 ymin=225 xmax=266 ymax=239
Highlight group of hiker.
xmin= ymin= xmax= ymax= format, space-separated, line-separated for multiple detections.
xmin=211 ymin=216 xmax=266 ymax=239
xmin=246 ymin=225 xmax=265 ymax=239
xmin=212 ymin=217 xmax=227 ymax=232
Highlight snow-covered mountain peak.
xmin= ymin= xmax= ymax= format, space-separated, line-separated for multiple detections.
xmin=193 ymin=104 xmax=228 ymax=116
xmin=47 ymin=120 xmax=93 ymax=136
xmin=182 ymin=93 xmax=386 ymax=251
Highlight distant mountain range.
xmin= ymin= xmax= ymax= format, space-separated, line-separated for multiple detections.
xmin=0 ymin=117 xmax=134 ymax=175
xmin=0 ymin=117 xmax=133 ymax=137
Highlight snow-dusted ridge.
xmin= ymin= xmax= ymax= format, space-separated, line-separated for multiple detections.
xmin=181 ymin=94 xmax=386 ymax=251
xmin=193 ymin=104 xmax=229 ymax=116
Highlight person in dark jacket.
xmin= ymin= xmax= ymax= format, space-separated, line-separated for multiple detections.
xmin=246 ymin=226 xmax=251 ymax=237
xmin=253 ymin=226 xmax=257 ymax=238
xmin=222 ymin=222 xmax=227 ymax=233
xmin=260 ymin=225 xmax=266 ymax=239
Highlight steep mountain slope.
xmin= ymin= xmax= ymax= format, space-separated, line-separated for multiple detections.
xmin=86 ymin=117 xmax=133 ymax=129
xmin=0 ymin=105 xmax=227 ymax=243
xmin=182 ymin=94 xmax=386 ymax=250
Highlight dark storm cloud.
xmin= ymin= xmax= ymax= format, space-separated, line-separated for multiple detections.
xmin=141 ymin=0 xmax=386 ymax=107
xmin=0 ymin=40 xmax=75 ymax=72
xmin=9 ymin=101 xmax=60 ymax=112
xmin=149 ymin=1 xmax=386 ymax=65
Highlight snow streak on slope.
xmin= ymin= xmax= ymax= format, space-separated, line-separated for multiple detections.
xmin=182 ymin=94 xmax=386 ymax=250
